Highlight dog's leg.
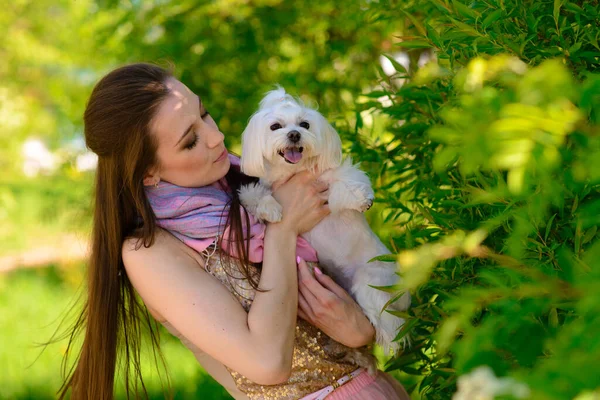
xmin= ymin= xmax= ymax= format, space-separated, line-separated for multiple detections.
xmin=351 ymin=263 xmax=410 ymax=356
xmin=323 ymin=159 xmax=375 ymax=214
xmin=239 ymin=182 xmax=283 ymax=223
xmin=357 ymin=291 xmax=406 ymax=356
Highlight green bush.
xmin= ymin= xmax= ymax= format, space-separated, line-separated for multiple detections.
xmin=347 ymin=1 xmax=600 ymax=399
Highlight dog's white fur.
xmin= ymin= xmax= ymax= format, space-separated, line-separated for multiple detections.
xmin=239 ymin=87 xmax=411 ymax=357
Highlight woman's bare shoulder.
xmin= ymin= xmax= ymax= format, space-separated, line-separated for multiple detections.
xmin=122 ymin=228 xmax=205 ymax=269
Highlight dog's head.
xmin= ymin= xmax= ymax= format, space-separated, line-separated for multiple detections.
xmin=240 ymin=86 xmax=342 ymax=178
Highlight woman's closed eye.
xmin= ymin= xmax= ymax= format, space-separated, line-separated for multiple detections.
xmin=184 ymin=133 xmax=198 ymax=150
xmin=184 ymin=110 xmax=211 ymax=150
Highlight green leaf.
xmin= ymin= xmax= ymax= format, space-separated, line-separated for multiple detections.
xmin=427 ymin=0 xmax=453 ymax=14
xmin=368 ymin=254 xmax=398 ymax=263
xmin=400 ymin=9 xmax=427 ymax=37
xmin=568 ymin=41 xmax=582 ymax=55
xmin=363 ymin=90 xmax=391 ymax=98
xmin=355 ymin=110 xmax=363 ymax=131
xmin=382 ymin=291 xmax=409 ymax=313
xmin=575 ymin=220 xmax=583 ymax=256
xmin=545 ymin=213 xmax=557 ymax=242
xmin=549 ymin=307 xmax=559 ymax=327
xmin=425 ymin=22 xmax=442 ymax=47
xmin=402 ymin=366 xmax=423 ymax=375
xmin=564 ymin=2 xmax=584 ymax=14
xmin=396 ymin=40 xmax=433 ymax=49
xmin=393 ymin=318 xmax=418 ymax=343
xmin=582 ymin=226 xmax=597 ymax=244
xmin=368 ymin=284 xmax=403 ymax=294
xmin=384 ymin=351 xmax=421 ymax=371
xmin=482 ymin=9 xmax=504 ymax=28
xmin=434 ymin=368 xmax=457 ymax=377
xmin=554 ymin=0 xmax=564 ymax=24
xmin=452 ymin=0 xmax=479 ymax=19
xmin=449 ymin=18 xmax=483 ymax=37
xmin=382 ymin=54 xmax=408 ymax=74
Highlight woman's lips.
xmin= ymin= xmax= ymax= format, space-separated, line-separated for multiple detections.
xmin=214 ymin=149 xmax=227 ymax=163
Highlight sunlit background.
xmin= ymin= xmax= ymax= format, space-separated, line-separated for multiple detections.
xmin=2 ymin=0 xmax=600 ymax=399
xmin=0 ymin=1 xmax=410 ymax=398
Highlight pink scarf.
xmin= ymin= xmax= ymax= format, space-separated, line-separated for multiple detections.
xmin=145 ymin=154 xmax=318 ymax=263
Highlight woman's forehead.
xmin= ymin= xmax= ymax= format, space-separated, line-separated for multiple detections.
xmin=152 ymin=78 xmax=199 ymax=147
xmin=166 ymin=77 xmax=194 ymax=103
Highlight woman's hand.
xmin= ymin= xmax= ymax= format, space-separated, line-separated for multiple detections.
xmin=271 ymin=171 xmax=330 ymax=235
xmin=296 ymin=258 xmax=375 ymax=348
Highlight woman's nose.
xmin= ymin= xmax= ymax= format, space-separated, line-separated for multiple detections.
xmin=205 ymin=125 xmax=225 ymax=148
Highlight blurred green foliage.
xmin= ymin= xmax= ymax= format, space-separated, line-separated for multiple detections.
xmin=344 ymin=1 xmax=600 ymax=399
xmin=0 ymin=0 xmax=396 ymax=168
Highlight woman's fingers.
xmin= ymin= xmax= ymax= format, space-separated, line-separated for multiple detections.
xmin=312 ymin=179 xmax=329 ymax=204
xmin=297 ymin=261 xmax=321 ymax=306
xmin=298 ymin=292 xmax=314 ymax=320
xmin=271 ymin=172 xmax=330 ymax=234
xmin=297 ymin=260 xmax=376 ymax=348
xmin=297 ymin=308 xmax=309 ymax=321
xmin=313 ymin=179 xmax=329 ymax=193
xmin=297 ymin=259 xmax=331 ymax=302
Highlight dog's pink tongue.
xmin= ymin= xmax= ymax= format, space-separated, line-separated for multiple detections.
xmin=283 ymin=148 xmax=303 ymax=164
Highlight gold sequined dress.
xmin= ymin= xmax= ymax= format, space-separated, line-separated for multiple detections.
xmin=162 ymin=250 xmax=369 ymax=400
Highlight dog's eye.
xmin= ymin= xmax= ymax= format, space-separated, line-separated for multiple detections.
xmin=270 ymin=123 xmax=282 ymax=131
xmin=299 ymin=121 xmax=310 ymax=129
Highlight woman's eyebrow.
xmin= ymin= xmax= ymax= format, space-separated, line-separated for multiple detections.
xmin=174 ymin=96 xmax=202 ymax=147
xmin=175 ymin=124 xmax=194 ymax=147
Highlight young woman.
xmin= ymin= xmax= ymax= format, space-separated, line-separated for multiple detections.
xmin=59 ymin=63 xmax=410 ymax=400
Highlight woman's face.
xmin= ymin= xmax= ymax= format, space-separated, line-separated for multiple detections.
xmin=144 ymin=77 xmax=230 ymax=188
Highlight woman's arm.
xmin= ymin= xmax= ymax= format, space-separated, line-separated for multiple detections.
xmin=244 ymin=222 xmax=298 ymax=381
xmin=123 ymin=229 xmax=295 ymax=385
xmin=296 ymin=259 xmax=376 ymax=348
xmin=123 ymin=171 xmax=329 ymax=385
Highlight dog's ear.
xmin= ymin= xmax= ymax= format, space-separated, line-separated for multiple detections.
xmin=240 ymin=112 xmax=266 ymax=177
xmin=316 ymin=114 xmax=343 ymax=172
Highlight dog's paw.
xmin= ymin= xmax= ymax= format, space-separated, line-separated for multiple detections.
xmin=324 ymin=341 xmax=378 ymax=376
xmin=352 ymin=185 xmax=375 ymax=213
xmin=256 ymin=195 xmax=283 ymax=222
xmin=339 ymin=182 xmax=375 ymax=213
xmin=360 ymin=196 xmax=374 ymax=212
xmin=323 ymin=341 xmax=349 ymax=359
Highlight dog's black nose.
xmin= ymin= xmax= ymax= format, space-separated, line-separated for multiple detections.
xmin=287 ymin=130 xmax=301 ymax=143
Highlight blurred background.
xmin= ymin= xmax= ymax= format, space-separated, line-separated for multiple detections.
xmin=2 ymin=0 xmax=600 ymax=399
xmin=1 ymin=1 xmax=406 ymax=398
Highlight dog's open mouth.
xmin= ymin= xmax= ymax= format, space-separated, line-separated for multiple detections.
xmin=278 ymin=147 xmax=304 ymax=164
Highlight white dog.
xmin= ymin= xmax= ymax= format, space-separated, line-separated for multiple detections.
xmin=239 ymin=87 xmax=411 ymax=358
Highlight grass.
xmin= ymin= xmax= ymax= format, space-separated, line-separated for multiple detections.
xmin=0 ymin=175 xmax=92 ymax=256
xmin=0 ymin=264 xmax=232 ymax=400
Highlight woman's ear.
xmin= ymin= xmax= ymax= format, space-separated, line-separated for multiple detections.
xmin=143 ymin=166 xmax=160 ymax=186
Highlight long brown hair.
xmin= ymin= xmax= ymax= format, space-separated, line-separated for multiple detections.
xmin=58 ymin=63 xmax=258 ymax=399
